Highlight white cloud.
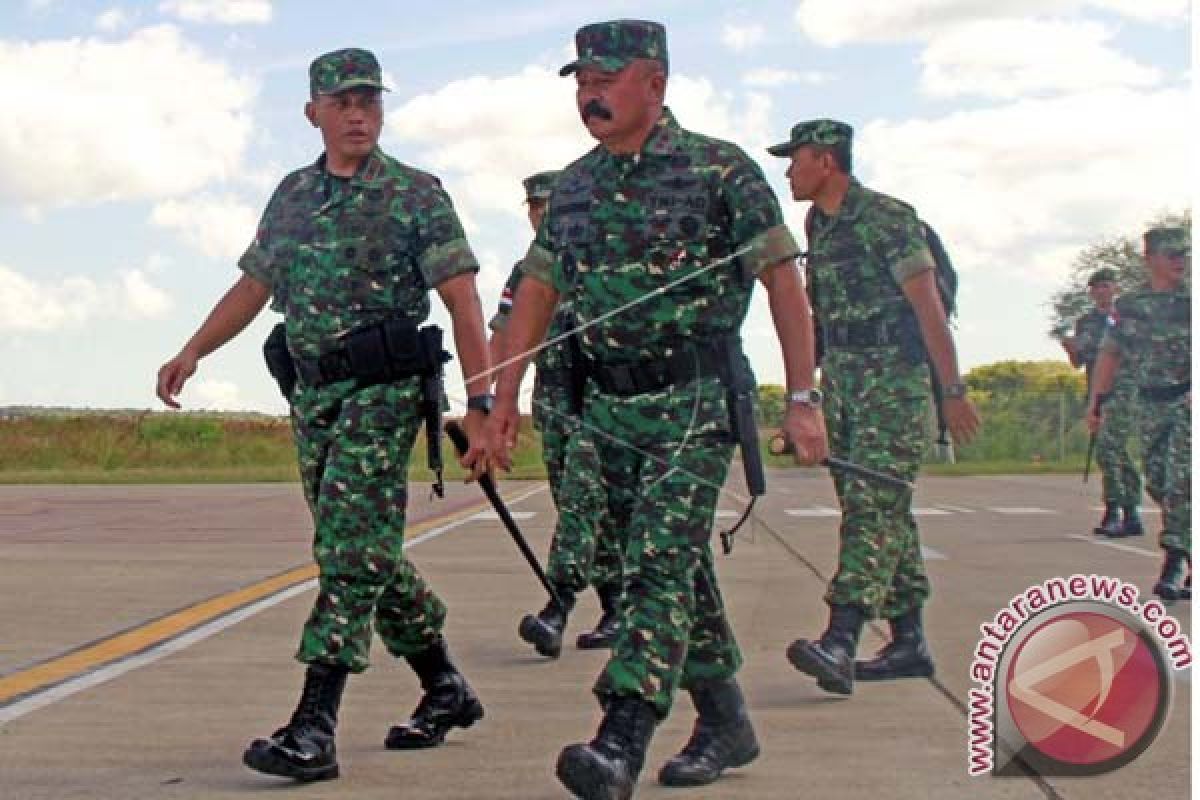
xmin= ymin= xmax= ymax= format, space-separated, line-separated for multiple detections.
xmin=0 ymin=264 xmax=172 ymax=332
xmin=121 ymin=269 xmax=173 ymax=317
xmin=150 ymin=194 xmax=258 ymax=260
xmin=855 ymin=87 xmax=1190 ymax=278
xmin=189 ymin=378 xmax=243 ymax=409
xmin=158 ymin=0 xmax=271 ymax=25
xmin=387 ymin=66 xmax=596 ymax=221
xmin=95 ymin=7 xmax=134 ymax=31
xmin=742 ymin=67 xmax=831 ymax=87
xmin=387 ymin=66 xmax=775 ymax=229
xmin=0 ymin=25 xmax=254 ymax=207
xmin=794 ymin=0 xmax=1188 ymax=45
xmin=721 ymin=23 xmax=766 ymax=52
xmin=920 ymin=19 xmax=1162 ymax=98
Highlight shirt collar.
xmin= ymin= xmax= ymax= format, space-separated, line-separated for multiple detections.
xmin=314 ymin=147 xmax=387 ymax=187
xmin=642 ymin=107 xmax=684 ymax=156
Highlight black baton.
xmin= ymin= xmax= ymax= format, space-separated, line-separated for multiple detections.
xmin=444 ymin=420 xmax=565 ymax=611
xmin=1083 ymin=431 xmax=1096 ymax=484
xmin=769 ymin=434 xmax=914 ymax=491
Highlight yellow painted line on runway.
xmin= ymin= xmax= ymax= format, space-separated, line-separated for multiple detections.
xmin=0 ymin=488 xmax=539 ymax=708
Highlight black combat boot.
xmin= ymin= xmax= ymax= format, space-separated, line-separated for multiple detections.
xmin=786 ymin=604 xmax=865 ymax=695
xmin=1152 ymin=548 xmax=1189 ymax=605
xmin=385 ymin=637 xmax=484 ymax=749
xmin=556 ymin=695 xmax=658 ymax=800
xmin=657 ymin=678 xmax=759 ymax=787
xmin=1094 ymin=504 xmax=1121 ymax=536
xmin=576 ymin=584 xmax=621 ymax=650
xmin=518 ymin=588 xmax=575 ymax=658
xmin=242 ymin=663 xmax=348 ymax=781
xmin=1115 ymin=506 xmax=1145 ymax=537
xmin=854 ymin=607 xmax=936 ymax=681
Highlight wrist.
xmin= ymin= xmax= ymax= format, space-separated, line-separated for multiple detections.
xmin=786 ymin=388 xmax=823 ymax=408
xmin=466 ymin=393 xmax=494 ymax=413
xmin=943 ymin=381 xmax=967 ymax=399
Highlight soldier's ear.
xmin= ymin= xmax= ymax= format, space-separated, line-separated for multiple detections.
xmin=304 ymin=101 xmax=318 ymax=128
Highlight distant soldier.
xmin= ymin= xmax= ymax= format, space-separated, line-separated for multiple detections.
xmin=1061 ymin=268 xmax=1143 ymax=536
xmin=1089 ymin=227 xmax=1191 ymax=603
xmin=480 ymin=19 xmax=828 ymax=799
xmin=156 ymin=48 xmax=491 ymax=781
xmin=767 ymin=119 xmax=981 ymax=696
xmin=489 ymin=171 xmax=624 ymax=657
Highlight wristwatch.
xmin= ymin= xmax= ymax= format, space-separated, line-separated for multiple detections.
xmin=944 ymin=382 xmax=968 ymax=399
xmin=787 ymin=388 xmax=823 ymax=408
xmin=466 ymin=394 xmax=494 ymax=413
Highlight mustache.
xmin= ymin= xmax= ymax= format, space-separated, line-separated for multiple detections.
xmin=581 ymin=98 xmax=613 ymax=122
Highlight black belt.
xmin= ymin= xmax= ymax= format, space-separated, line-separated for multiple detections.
xmin=536 ymin=366 xmax=577 ymax=391
xmin=823 ymin=317 xmax=907 ymax=349
xmin=1139 ymin=382 xmax=1190 ymax=402
xmin=293 ymin=347 xmax=430 ymax=388
xmin=587 ymin=342 xmax=730 ymax=396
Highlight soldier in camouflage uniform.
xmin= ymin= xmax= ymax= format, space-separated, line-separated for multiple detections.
xmin=156 ymin=49 xmax=492 ymax=782
xmin=767 ymin=120 xmax=981 ymax=696
xmin=1089 ymin=227 xmax=1191 ymax=604
xmin=478 ymin=20 xmax=828 ymax=799
xmin=489 ymin=171 xmax=625 ymax=658
xmin=1061 ymin=268 xmax=1143 ymax=537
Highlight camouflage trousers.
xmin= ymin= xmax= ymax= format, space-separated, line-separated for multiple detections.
xmin=822 ymin=348 xmax=932 ymax=619
xmin=1140 ymin=395 xmax=1191 ymax=554
xmin=1096 ymin=384 xmax=1141 ymax=508
xmin=290 ymin=379 xmax=446 ymax=673
xmin=587 ymin=378 xmax=742 ymax=718
xmin=533 ymin=380 xmax=622 ymax=594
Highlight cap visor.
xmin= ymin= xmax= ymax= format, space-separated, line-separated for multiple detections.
xmin=318 ymin=79 xmax=390 ymax=95
xmin=766 ymin=141 xmax=796 ymax=157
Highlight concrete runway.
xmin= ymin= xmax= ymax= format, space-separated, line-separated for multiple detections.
xmin=0 ymin=471 xmax=1190 ymax=799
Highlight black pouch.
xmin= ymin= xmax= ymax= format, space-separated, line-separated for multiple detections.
xmin=263 ymin=322 xmax=297 ymax=399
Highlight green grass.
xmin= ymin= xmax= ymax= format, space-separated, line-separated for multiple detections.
xmin=0 ymin=412 xmax=1093 ymax=484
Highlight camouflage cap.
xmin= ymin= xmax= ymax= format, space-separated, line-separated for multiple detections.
xmin=559 ymin=19 xmax=668 ymax=77
xmin=1144 ymin=226 xmax=1190 ymax=256
xmin=309 ymin=48 xmax=389 ymax=96
xmin=522 ymin=170 xmax=560 ymax=202
xmin=1087 ymin=268 xmax=1118 ymax=286
xmin=767 ymin=119 xmax=854 ymax=157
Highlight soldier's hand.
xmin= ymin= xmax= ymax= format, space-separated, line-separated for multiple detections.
xmin=460 ymin=409 xmax=491 ymax=482
xmin=1085 ymin=408 xmax=1103 ymax=434
xmin=782 ymin=404 xmax=828 ymax=466
xmin=156 ymin=349 xmax=198 ymax=409
xmin=943 ymin=396 xmax=982 ymax=445
xmin=483 ymin=398 xmax=520 ymax=473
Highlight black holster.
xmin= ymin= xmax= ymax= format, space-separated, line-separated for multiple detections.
xmin=263 ymin=322 xmax=297 ymax=400
xmin=721 ymin=342 xmax=766 ymax=498
xmin=417 ymin=326 xmax=451 ymax=498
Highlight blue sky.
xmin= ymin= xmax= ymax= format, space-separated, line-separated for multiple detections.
xmin=0 ymin=0 xmax=1190 ymax=414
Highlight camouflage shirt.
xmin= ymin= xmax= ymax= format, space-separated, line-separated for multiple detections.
xmin=806 ymin=178 xmax=933 ymax=326
xmin=1102 ymin=284 xmax=1191 ymax=390
xmin=239 ymin=147 xmax=479 ymax=360
xmin=490 ymin=261 xmax=575 ymax=374
xmin=520 ymin=108 xmax=799 ymax=364
xmin=1073 ymin=306 xmax=1133 ymax=391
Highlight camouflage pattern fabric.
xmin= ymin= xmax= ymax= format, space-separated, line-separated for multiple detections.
xmin=821 ymin=350 xmax=932 ymax=616
xmin=766 ymin=118 xmax=853 ymax=157
xmin=1074 ymin=308 xmax=1141 ymax=507
xmin=806 ymin=177 xmax=936 ymax=619
xmin=559 ymin=19 xmax=668 ymax=76
xmin=309 ymin=48 xmax=387 ymax=95
xmin=545 ymin=418 xmax=623 ymax=594
xmin=491 ymin=265 xmax=621 ymax=594
xmin=238 ymin=147 xmax=479 ymax=671
xmin=523 ymin=170 xmax=560 ymax=201
xmin=522 ymin=108 xmax=799 ymax=715
xmin=1104 ymin=284 xmax=1191 ymax=554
